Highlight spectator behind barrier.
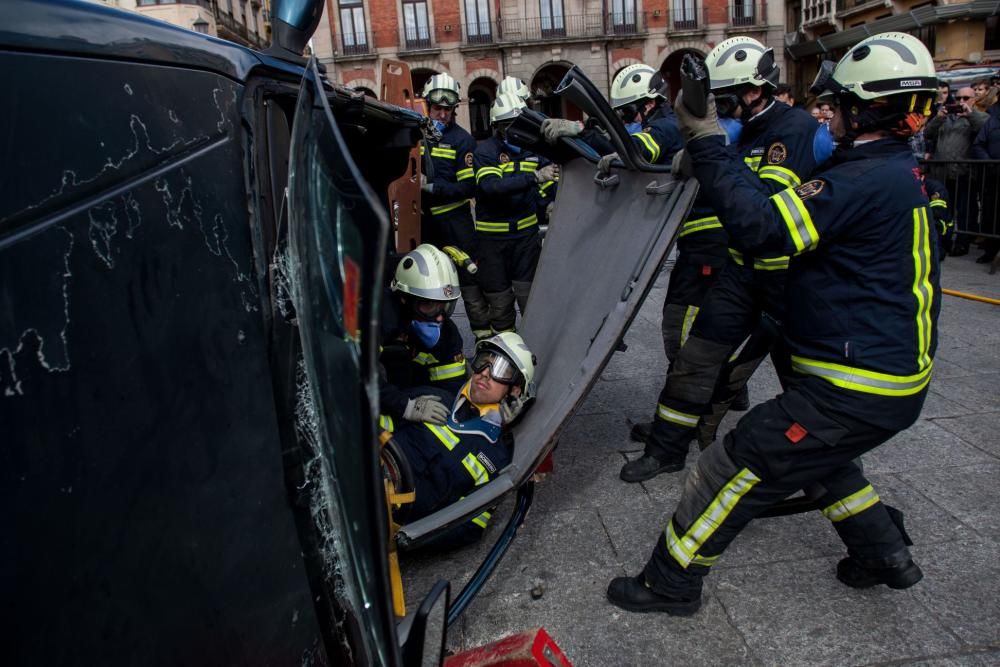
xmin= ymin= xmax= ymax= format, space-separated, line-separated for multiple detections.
xmin=972 ymin=95 xmax=1000 ymax=264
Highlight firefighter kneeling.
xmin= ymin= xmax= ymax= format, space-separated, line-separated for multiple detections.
xmin=382 ymin=332 xmax=537 ymax=550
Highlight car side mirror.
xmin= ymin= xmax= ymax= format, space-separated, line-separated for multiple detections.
xmin=266 ymin=0 xmax=325 ymax=61
xmin=399 ymin=580 xmax=450 ymax=666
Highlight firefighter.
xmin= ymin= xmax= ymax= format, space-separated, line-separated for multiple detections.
xmin=419 ymin=73 xmax=491 ymax=339
xmin=608 ymin=32 xmax=940 ymax=615
xmin=384 ymin=332 xmax=537 ymax=549
xmin=473 ymin=93 xmax=559 ymax=333
xmin=380 ymin=244 xmax=469 ymax=426
xmin=539 ymin=63 xmax=682 ymax=166
xmin=498 ymin=75 xmax=531 ymax=103
xmin=621 ymin=36 xmax=834 ymax=482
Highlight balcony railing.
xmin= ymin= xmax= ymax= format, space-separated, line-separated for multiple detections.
xmin=211 ymin=1 xmax=266 ymax=48
xmin=461 ymin=12 xmax=646 ymax=44
xmin=462 ymin=20 xmax=495 ymax=45
xmin=729 ymin=0 xmax=766 ymax=27
xmin=340 ymin=31 xmax=371 ymax=56
xmin=401 ymin=27 xmax=434 ymax=50
xmin=836 ymin=0 xmax=886 ymax=14
xmin=670 ymin=4 xmax=704 ymax=30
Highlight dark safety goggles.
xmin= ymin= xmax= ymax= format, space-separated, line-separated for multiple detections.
xmin=470 ymin=350 xmax=522 ymax=386
xmin=427 ymin=90 xmax=459 ymax=107
xmin=411 ymin=297 xmax=457 ymax=321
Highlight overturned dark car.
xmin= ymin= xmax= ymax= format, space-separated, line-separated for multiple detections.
xmin=1 ymin=0 xmax=695 ymax=664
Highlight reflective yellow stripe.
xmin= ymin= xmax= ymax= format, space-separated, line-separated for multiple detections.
xmin=413 ymin=352 xmax=439 ymax=366
xmin=471 ymin=509 xmax=492 ymax=528
xmin=929 ymin=199 xmax=947 ymax=209
xmin=428 ymin=360 xmax=466 ymax=381
xmin=790 ymin=355 xmax=933 ymax=396
xmin=475 ymin=220 xmax=510 ymax=232
xmin=758 ymin=165 xmax=801 ymax=188
xmin=752 ymin=255 xmax=790 ymax=271
xmin=431 ymin=147 xmax=456 ymax=158
xmin=678 ymin=216 xmax=723 ymax=238
xmin=729 ymin=248 xmax=745 ymax=266
xmin=680 ymin=306 xmax=699 ymax=347
xmin=656 ymin=402 xmax=699 ymax=427
xmin=633 ymin=131 xmax=661 ymax=162
xmin=539 ymin=180 xmax=556 ymax=195
xmin=456 ymin=167 xmax=474 ymax=181
xmin=379 ymin=414 xmax=395 ymax=432
xmin=744 ymin=155 xmax=762 ymax=171
xmin=822 ymin=485 xmax=880 ymax=522
xmin=426 ymin=423 xmax=460 ymax=450
xmin=771 ymin=187 xmax=818 ymax=254
xmin=666 ymin=467 xmax=760 ymax=568
xmin=691 ymin=553 xmax=720 ymax=566
xmin=912 ymin=207 xmax=934 ymax=370
xmin=519 ymin=161 xmax=538 ymax=172
xmin=430 ymin=199 xmax=470 ymax=215
xmin=516 ymin=214 xmax=538 ymax=230
xmin=462 ymin=454 xmax=490 ymax=486
xmin=476 ymin=167 xmax=503 ymax=182
xmin=419 ymin=145 xmax=425 ymax=155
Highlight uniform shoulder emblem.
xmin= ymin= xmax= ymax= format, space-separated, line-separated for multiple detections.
xmin=465 ymin=152 xmax=474 ymax=167
xmin=794 ymin=179 xmax=825 ymax=200
xmin=767 ymin=142 xmax=788 ymax=165
xmin=499 ymin=153 xmax=510 ymax=164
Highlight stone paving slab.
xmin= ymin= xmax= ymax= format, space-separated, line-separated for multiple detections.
xmin=403 ymin=254 xmax=1000 ymax=665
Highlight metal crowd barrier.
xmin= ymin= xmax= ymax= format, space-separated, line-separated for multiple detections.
xmin=920 ymin=159 xmax=1000 ymax=240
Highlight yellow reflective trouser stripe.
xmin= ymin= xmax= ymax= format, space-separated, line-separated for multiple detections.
xmin=822 ymin=484 xmax=880 ymax=522
xmin=753 ymin=255 xmax=790 ymax=271
xmin=462 ymin=454 xmax=490 ymax=486
xmin=476 ymin=167 xmax=503 ymax=182
xmin=430 ymin=199 xmax=470 ymax=215
xmin=678 ymin=216 xmax=723 ymax=238
xmin=744 ymin=156 xmax=762 ymax=171
xmin=680 ymin=305 xmax=699 ymax=347
xmin=912 ymin=207 xmax=934 ymax=370
xmin=456 ymin=167 xmax=474 ymax=181
xmin=413 ymin=352 xmax=439 ymax=366
xmin=428 ymin=360 xmax=466 ymax=381
xmin=426 ymin=424 xmax=460 ymax=451
xmin=633 ymin=131 xmax=661 ymax=162
xmin=758 ymin=165 xmax=801 ymax=188
xmin=771 ymin=187 xmax=819 ymax=254
xmin=475 ymin=220 xmax=510 ymax=232
xmin=929 ymin=199 xmax=947 ymax=209
xmin=790 ymin=355 xmax=933 ymax=396
xmin=656 ymin=402 xmax=699 ymax=427
xmin=431 ymin=147 xmax=456 ymax=158
xmin=729 ymin=248 xmax=745 ymax=265
xmin=471 ymin=510 xmax=492 ymax=528
xmin=379 ymin=414 xmax=395 ymax=432
xmin=517 ymin=213 xmax=538 ymax=230
xmin=666 ymin=467 xmax=761 ymax=568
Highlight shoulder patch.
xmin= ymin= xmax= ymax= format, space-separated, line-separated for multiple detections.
xmin=499 ymin=152 xmax=510 ymax=164
xmin=794 ymin=179 xmax=825 ymax=200
xmin=767 ymin=142 xmax=788 ymax=165
xmin=465 ymin=152 xmax=474 ymax=167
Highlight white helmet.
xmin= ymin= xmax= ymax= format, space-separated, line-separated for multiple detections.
xmin=473 ymin=332 xmax=538 ymax=400
xmin=813 ymin=33 xmax=937 ymax=101
xmin=498 ymin=76 xmax=530 ymax=102
xmin=390 ymin=244 xmax=460 ymax=302
xmin=610 ymin=64 xmax=660 ymax=109
xmin=423 ymin=73 xmax=461 ymax=107
xmin=490 ymin=92 xmax=526 ymax=124
xmin=706 ymin=36 xmax=779 ymax=91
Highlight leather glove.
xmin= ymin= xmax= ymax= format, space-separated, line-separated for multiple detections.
xmin=671 ymin=149 xmax=693 ymax=179
xmin=420 ymin=173 xmax=434 ymax=194
xmin=673 ymin=91 xmax=726 ymax=144
xmin=597 ymin=152 xmax=618 ymax=175
xmin=534 ymin=163 xmax=560 ymax=184
xmin=403 ymin=395 xmax=449 ymax=424
xmin=541 ymin=118 xmax=583 ymax=144
xmin=545 ymin=202 xmax=555 ymax=221
xmin=499 ymin=394 xmax=526 ymax=425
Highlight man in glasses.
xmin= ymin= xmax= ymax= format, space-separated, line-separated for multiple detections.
xmin=925 ymin=85 xmax=988 ymax=256
xmin=382 ymin=332 xmax=537 ymax=549
xmin=622 ymin=36 xmax=834 ymax=483
xmin=610 ymin=32 xmax=939 ymax=615
xmin=379 ymin=244 xmax=469 ymax=428
xmin=418 ymin=74 xmax=491 ymax=340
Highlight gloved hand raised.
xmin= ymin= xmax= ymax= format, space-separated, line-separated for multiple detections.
xmin=420 ymin=173 xmax=434 ymax=194
xmin=597 ymin=152 xmax=619 ymax=175
xmin=403 ymin=395 xmax=449 ymax=424
xmin=673 ymin=91 xmax=726 ymax=144
xmin=534 ymin=163 xmax=560 ymax=184
xmin=540 ymin=118 xmax=583 ymax=144
xmin=499 ymin=394 xmax=526 ymax=425
xmin=671 ymin=149 xmax=693 ymax=179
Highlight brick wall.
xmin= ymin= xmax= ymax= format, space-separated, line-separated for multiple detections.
xmin=704 ymin=0 xmax=730 ymax=25
xmin=370 ymin=0 xmax=399 ymax=48
xmin=434 ymin=0 xmax=462 ymax=45
xmin=465 ymin=56 xmax=500 ymax=76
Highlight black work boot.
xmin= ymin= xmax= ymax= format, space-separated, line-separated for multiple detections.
xmin=836 ymin=557 xmax=923 ymax=590
xmin=620 ymin=453 xmax=685 ymax=483
xmin=731 ymin=385 xmax=751 ymax=411
xmin=607 ymin=575 xmax=701 ymax=615
xmin=629 ymin=420 xmax=654 ymax=444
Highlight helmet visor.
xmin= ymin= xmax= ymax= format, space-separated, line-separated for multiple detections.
xmin=809 ymin=60 xmax=846 ymax=99
xmin=427 ymin=90 xmax=459 ymax=107
xmin=411 ymin=297 xmax=457 ymax=321
xmin=471 ymin=350 xmax=521 ymax=385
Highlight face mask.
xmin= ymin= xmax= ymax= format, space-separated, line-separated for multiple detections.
xmin=431 ymin=119 xmax=447 ymax=133
xmin=410 ymin=320 xmax=442 ymax=348
xmin=625 ymin=121 xmax=642 ymax=134
xmin=719 ymin=117 xmax=743 ymax=144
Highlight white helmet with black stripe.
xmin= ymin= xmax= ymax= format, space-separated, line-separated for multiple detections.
xmin=706 ymin=36 xmax=779 ymax=91
xmin=498 ymin=76 xmax=531 ymax=102
xmin=490 ymin=92 xmax=526 ymax=124
xmin=812 ymin=32 xmax=937 ymax=101
xmin=610 ymin=63 xmax=661 ymax=109
xmin=391 ymin=244 xmax=460 ymax=302
xmin=423 ymin=73 xmax=461 ymax=107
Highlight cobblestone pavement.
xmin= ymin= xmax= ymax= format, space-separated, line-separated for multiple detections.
xmin=403 ymin=251 xmax=1000 ymax=666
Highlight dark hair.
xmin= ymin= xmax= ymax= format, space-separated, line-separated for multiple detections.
xmin=775 ymin=82 xmax=793 ymax=97
xmin=971 ymin=77 xmax=992 ymax=89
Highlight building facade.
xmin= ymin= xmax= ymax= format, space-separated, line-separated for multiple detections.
xmin=313 ymin=0 xmax=788 ymax=135
xmin=93 ymin=0 xmax=271 ymax=50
